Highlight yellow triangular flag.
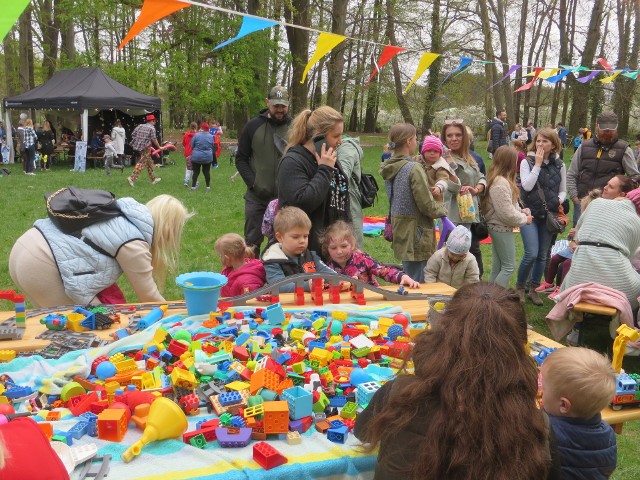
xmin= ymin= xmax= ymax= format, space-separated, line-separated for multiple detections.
xmin=537 ymin=68 xmax=560 ymax=79
xmin=404 ymin=52 xmax=440 ymax=93
xmin=600 ymin=70 xmax=623 ymax=83
xmin=301 ymin=33 xmax=347 ymax=83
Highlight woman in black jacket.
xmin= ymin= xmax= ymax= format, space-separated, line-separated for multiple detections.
xmin=277 ymin=106 xmax=350 ymax=253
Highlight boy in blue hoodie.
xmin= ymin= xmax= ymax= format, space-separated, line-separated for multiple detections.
xmin=541 ymin=347 xmax=617 ymax=479
xmin=262 ymin=206 xmax=335 ymax=292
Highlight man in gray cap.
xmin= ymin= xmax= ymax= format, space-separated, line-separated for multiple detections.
xmin=236 ymin=86 xmax=292 ymax=256
xmin=566 ymin=111 xmax=639 ymax=225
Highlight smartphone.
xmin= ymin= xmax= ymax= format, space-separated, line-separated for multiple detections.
xmin=313 ymin=135 xmax=328 ymax=157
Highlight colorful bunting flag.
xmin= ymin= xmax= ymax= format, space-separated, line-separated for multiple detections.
xmin=576 ymin=71 xmax=600 ymax=83
xmin=119 ymin=0 xmax=190 ymax=50
xmin=514 ymin=68 xmax=543 ymax=92
xmin=545 ymin=69 xmax=573 ymax=83
xmin=213 ymin=16 xmax=278 ymax=50
xmin=439 ymin=56 xmax=473 ymax=87
xmin=366 ymin=45 xmax=405 ymax=86
xmin=488 ymin=65 xmax=521 ymax=89
xmin=404 ymin=52 xmax=440 ymax=93
xmin=622 ymin=71 xmax=640 ymax=80
xmin=0 ymin=0 xmax=30 ymax=42
xmin=536 ymin=68 xmax=560 ymax=79
xmin=301 ymin=33 xmax=347 ymax=83
xmin=597 ymin=57 xmax=613 ymax=71
xmin=600 ymin=70 xmax=624 ymax=83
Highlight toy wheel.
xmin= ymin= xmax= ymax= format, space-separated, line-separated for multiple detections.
xmin=611 ymin=404 xmax=623 ymax=411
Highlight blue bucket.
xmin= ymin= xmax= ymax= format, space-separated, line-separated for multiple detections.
xmin=176 ymin=272 xmax=228 ymax=316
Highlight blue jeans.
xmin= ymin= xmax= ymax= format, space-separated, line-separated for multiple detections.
xmin=403 ymin=260 xmax=426 ymax=283
xmin=516 ymin=219 xmax=553 ymax=288
xmin=572 ymin=199 xmax=581 ymax=227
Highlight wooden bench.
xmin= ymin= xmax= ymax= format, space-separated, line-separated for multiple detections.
xmin=571 ymin=302 xmax=621 ymax=348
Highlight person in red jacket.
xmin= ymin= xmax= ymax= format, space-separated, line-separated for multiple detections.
xmin=181 ymin=122 xmax=197 ymax=186
xmin=215 ymin=233 xmax=266 ymax=296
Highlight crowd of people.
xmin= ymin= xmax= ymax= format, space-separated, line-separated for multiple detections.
xmin=7 ymin=86 xmax=640 ymax=478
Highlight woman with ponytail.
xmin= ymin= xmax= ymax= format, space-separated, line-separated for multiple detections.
xmin=277 ymin=106 xmax=351 ymax=253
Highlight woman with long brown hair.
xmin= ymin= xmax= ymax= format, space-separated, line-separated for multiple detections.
xmin=354 ymin=282 xmax=559 ymax=480
xmin=483 ymin=146 xmax=532 ymax=287
xmin=440 ymin=120 xmax=487 ymax=276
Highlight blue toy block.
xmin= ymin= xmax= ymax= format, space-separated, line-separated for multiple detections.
xmin=112 ymin=328 xmax=130 ymax=340
xmin=4 ymin=385 xmax=32 ymax=399
xmin=329 ymin=419 xmax=345 ymax=429
xmin=307 ymin=340 xmax=327 ymax=350
xmin=222 ymin=312 xmax=232 ymax=320
xmin=329 ymin=395 xmax=347 ymax=408
xmin=356 ymin=381 xmax=381 ymax=407
xmin=230 ymin=415 xmax=246 ymax=428
xmin=67 ymin=421 xmax=89 ymax=439
xmin=219 ymin=391 xmax=242 ymax=406
xmin=235 ymin=332 xmax=251 ymax=346
xmin=14 ymin=303 xmax=26 ymax=313
xmin=215 ymin=427 xmax=253 ymax=448
xmin=219 ymin=361 xmax=231 ymax=371
xmin=86 ymin=422 xmax=98 ymax=437
xmin=276 ymin=353 xmax=291 ymax=365
xmin=327 ymin=425 xmax=348 ymax=444
xmin=265 ymin=303 xmax=285 ymax=325
xmin=159 ymin=350 xmax=173 ymax=363
xmin=281 ymin=386 xmax=313 ymax=420
xmin=79 ymin=412 xmax=98 ymax=423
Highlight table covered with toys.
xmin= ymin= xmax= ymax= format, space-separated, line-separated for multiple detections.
xmin=0 ymin=277 xmax=638 ymax=479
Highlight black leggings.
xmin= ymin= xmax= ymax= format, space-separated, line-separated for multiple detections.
xmin=192 ymin=163 xmax=211 ymax=187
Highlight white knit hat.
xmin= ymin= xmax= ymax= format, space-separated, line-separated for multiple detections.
xmin=446 ymin=225 xmax=472 ymax=254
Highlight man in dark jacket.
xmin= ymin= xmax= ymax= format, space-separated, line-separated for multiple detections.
xmin=489 ymin=109 xmax=508 ymax=154
xmin=236 ymin=86 xmax=292 ymax=256
xmin=566 ymin=111 xmax=640 ymax=226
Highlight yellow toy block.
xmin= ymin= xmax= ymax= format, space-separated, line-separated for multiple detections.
xmin=244 ymin=404 xmax=265 ymax=418
xmin=226 ymin=381 xmax=250 ymax=391
xmin=170 ymin=368 xmax=197 ymax=389
xmin=309 ymin=348 xmax=332 ymax=367
xmin=312 ymin=318 xmax=325 ymax=332
xmin=113 ymin=358 xmax=137 ymax=373
xmin=220 ymin=340 xmax=234 ymax=353
xmin=378 ymin=317 xmax=394 ymax=334
xmin=292 ymin=362 xmax=305 ymax=374
xmin=0 ymin=350 xmax=17 ymax=362
xmin=66 ymin=313 xmax=88 ymax=332
xmin=331 ymin=310 xmax=348 ymax=321
xmin=0 ymin=396 xmax=8 ymax=404
xmin=289 ymin=328 xmax=307 ymax=342
xmin=130 ymin=375 xmax=143 ymax=390
xmin=141 ymin=372 xmax=158 ymax=390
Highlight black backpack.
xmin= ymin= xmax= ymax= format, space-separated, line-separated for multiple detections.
xmin=359 ymin=173 xmax=379 ymax=208
xmin=46 ymin=187 xmax=123 ymax=235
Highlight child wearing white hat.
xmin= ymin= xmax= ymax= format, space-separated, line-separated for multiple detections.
xmin=423 ymin=225 xmax=480 ymax=288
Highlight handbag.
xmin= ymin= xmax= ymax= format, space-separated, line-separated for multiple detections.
xmin=471 ymin=215 xmax=489 ymax=241
xmin=535 ymin=184 xmax=566 ymax=235
xmin=383 ymin=213 xmax=393 ymax=241
xmin=46 ymin=187 xmax=122 ymax=235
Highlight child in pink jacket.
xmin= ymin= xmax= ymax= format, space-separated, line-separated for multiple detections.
xmin=215 ymin=233 xmax=266 ymax=296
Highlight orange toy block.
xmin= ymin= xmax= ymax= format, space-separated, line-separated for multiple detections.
xmin=97 ymin=408 xmax=129 ymax=442
xmin=263 ymin=401 xmax=289 ymax=434
xmin=38 ymin=422 xmax=54 ymax=440
xmin=250 ymin=368 xmax=281 ymax=395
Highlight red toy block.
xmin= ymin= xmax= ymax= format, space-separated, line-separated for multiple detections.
xmin=329 ymin=284 xmax=341 ymax=304
xmin=232 ymin=345 xmax=250 ymax=361
xmin=183 ymin=426 xmax=217 ymax=444
xmin=146 ymin=357 xmax=160 ymax=371
xmin=310 ymin=279 xmax=324 ymax=306
xmin=168 ymin=340 xmax=189 ymax=357
xmin=253 ymin=441 xmax=288 ymax=470
xmin=91 ymin=356 xmax=109 ymax=375
xmin=233 ymin=312 xmax=245 ymax=320
xmin=294 ymin=286 xmax=305 ymax=306
xmin=299 ymin=415 xmax=314 ymax=433
xmin=68 ymin=392 xmax=100 ymax=416
xmin=200 ymin=418 xmax=220 ymax=430
xmin=218 ymin=301 xmax=233 ymax=311
xmin=90 ymin=400 xmax=109 ymax=415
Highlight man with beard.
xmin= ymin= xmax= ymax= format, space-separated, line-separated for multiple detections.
xmin=236 ymin=86 xmax=292 ymax=256
xmin=566 ymin=111 xmax=639 ymax=226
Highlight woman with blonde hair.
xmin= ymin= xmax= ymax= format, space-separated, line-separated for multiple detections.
xmin=9 ymin=194 xmax=193 ymax=307
xmin=440 ymin=120 xmax=487 ymax=276
xmin=277 ymin=106 xmax=350 ymax=253
xmin=483 ymin=146 xmax=532 ymax=287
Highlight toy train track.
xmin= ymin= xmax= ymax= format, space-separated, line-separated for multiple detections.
xmin=1 ymin=273 xmax=451 ymax=330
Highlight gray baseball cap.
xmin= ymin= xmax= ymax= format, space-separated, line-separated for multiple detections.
xmin=597 ymin=111 xmax=618 ymax=130
xmin=268 ymin=86 xmax=289 ymax=106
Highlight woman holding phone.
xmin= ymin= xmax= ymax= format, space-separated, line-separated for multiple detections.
xmin=277 ymin=106 xmax=351 ymax=253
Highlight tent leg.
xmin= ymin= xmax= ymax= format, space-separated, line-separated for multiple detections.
xmin=4 ymin=111 xmax=14 ymax=164
xmin=81 ymin=109 xmax=89 ymax=143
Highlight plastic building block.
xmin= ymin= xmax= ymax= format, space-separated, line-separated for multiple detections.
xmin=356 ymin=381 xmax=381 ymax=406
xmin=263 ymin=401 xmax=289 ymax=434
xmin=327 ymin=425 xmax=349 ymax=444
xmin=218 ymin=391 xmax=242 ymax=406
xmin=189 ymin=433 xmax=207 ymax=449
xmin=97 ymin=408 xmax=128 ymax=442
xmin=253 ymin=441 xmax=288 ymax=470
xmin=281 ymin=386 xmax=313 ymax=420
xmin=286 ymin=431 xmax=302 ymax=445
xmin=265 ymin=303 xmax=285 ymax=325
xmin=215 ymin=427 xmax=252 ymax=447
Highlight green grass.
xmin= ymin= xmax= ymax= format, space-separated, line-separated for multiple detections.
xmin=0 ymin=138 xmax=639 ymax=477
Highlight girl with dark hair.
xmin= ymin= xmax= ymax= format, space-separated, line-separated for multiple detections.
xmin=354 ymin=282 xmax=559 ymax=480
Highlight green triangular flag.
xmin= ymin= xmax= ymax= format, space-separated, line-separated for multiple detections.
xmin=0 ymin=0 xmax=30 ymax=42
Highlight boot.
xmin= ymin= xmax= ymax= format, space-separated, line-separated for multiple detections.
xmin=528 ymin=288 xmax=544 ymax=306
xmin=516 ymin=286 xmax=526 ymax=304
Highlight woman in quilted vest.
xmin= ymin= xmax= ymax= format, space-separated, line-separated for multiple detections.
xmin=9 ymin=194 xmax=192 ymax=307
xmin=516 ymin=128 xmax=567 ymax=305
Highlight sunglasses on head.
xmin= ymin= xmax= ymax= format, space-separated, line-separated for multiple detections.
xmin=444 ymin=118 xmax=464 ymax=125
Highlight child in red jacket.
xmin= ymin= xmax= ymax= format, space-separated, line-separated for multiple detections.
xmin=181 ymin=122 xmax=197 ymax=186
xmin=215 ymin=233 xmax=266 ymax=297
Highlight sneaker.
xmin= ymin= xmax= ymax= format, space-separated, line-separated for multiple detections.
xmin=548 ymin=286 xmax=561 ymax=301
xmin=527 ymin=289 xmax=544 ymax=306
xmin=128 ymin=176 xmax=135 ymax=187
xmin=566 ymin=328 xmax=580 ymax=346
xmin=205 ymin=187 xmax=211 ymax=192
xmin=190 ymin=186 xmax=197 ymax=191
xmin=535 ymin=281 xmax=555 ymax=293
xmin=152 ymin=178 xmax=161 ymax=185
xmin=184 ymin=181 xmax=189 ymax=187
xmin=213 ymin=163 xmax=219 ymax=169
xmin=27 ymin=172 xmax=36 ymax=176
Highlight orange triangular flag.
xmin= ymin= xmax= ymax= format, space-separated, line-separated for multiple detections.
xmin=301 ymin=33 xmax=347 ymax=83
xmin=119 ymin=0 xmax=190 ymax=50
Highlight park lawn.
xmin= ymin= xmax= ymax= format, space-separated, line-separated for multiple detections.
xmin=0 ymin=139 xmax=638 ymax=478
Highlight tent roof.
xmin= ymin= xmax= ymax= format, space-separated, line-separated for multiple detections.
xmin=3 ymin=67 xmax=161 ymax=110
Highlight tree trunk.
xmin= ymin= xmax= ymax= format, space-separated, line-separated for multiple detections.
xmin=420 ymin=0 xmax=442 ymax=136
xmin=363 ymin=0 xmax=384 ymax=133
xmin=568 ymin=0 xmax=605 ymax=134
xmin=612 ymin=0 xmax=636 ymax=136
xmin=3 ymin=34 xmax=20 ymax=97
xmin=513 ymin=0 xmax=529 ymax=123
xmin=384 ymin=0 xmax=412 ymax=124
xmin=18 ymin=5 xmax=34 ymax=92
xmin=477 ymin=0 xmax=496 ymax=121
xmin=285 ymin=0 xmax=310 ymax=114
xmin=326 ymin=0 xmax=347 ymax=109
xmin=490 ymin=0 xmax=515 ymax=124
